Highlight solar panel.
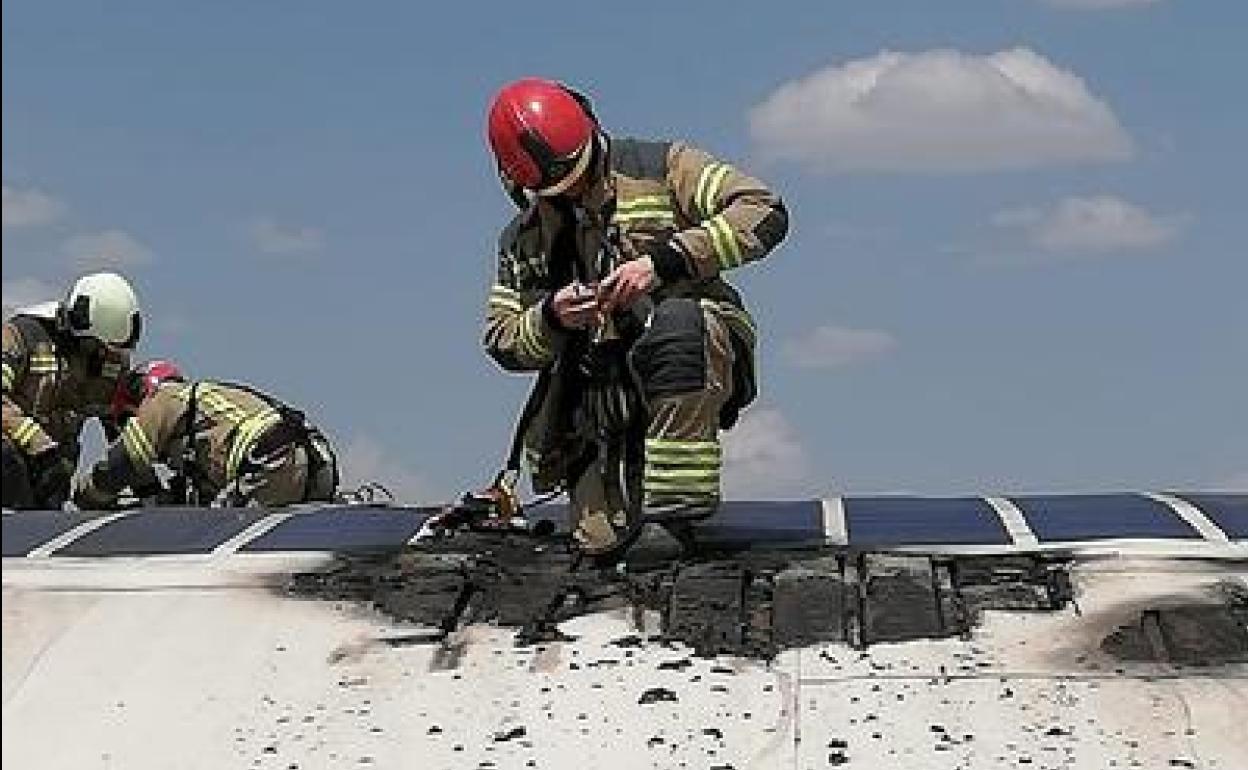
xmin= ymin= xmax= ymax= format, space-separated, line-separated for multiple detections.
xmin=240 ymin=507 xmax=432 ymax=552
xmin=3 ymin=493 xmax=1243 ymax=558
xmin=1011 ymin=494 xmax=1200 ymax=542
xmin=1174 ymin=493 xmax=1248 ymax=540
xmin=700 ymin=500 xmax=825 ymax=547
xmin=2 ymin=511 xmax=94 ymax=557
xmin=57 ymin=509 xmax=266 ymax=556
xmin=844 ymin=496 xmax=1010 ymax=546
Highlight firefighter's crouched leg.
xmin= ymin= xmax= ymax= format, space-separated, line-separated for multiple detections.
xmin=629 ymin=299 xmax=734 ymax=526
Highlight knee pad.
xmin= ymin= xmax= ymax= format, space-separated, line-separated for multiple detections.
xmin=629 ymin=298 xmax=706 ymax=400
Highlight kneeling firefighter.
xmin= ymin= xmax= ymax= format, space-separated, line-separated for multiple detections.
xmin=72 ymin=360 xmax=339 ymax=510
xmin=3 ymin=271 xmax=139 ymax=509
xmin=481 ymin=78 xmax=789 ymax=556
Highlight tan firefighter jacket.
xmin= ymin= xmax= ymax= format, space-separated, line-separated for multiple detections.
xmin=81 ymin=380 xmax=309 ymax=504
xmin=482 ymin=138 xmax=788 ymax=491
xmin=2 ymin=308 xmax=129 ymax=464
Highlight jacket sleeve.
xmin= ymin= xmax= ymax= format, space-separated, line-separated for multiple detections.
xmin=482 ymin=217 xmax=565 ymax=372
xmin=2 ymin=321 xmax=56 ymax=456
xmin=660 ymin=142 xmax=789 ymax=281
xmin=83 ymin=392 xmax=180 ymax=500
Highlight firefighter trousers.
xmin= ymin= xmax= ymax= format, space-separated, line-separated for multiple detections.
xmin=571 ymin=298 xmax=737 ymax=552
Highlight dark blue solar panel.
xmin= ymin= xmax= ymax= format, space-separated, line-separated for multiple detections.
xmin=523 ymin=500 xmax=823 ymax=547
xmin=844 ymin=497 xmax=1009 ymax=546
xmin=241 ymin=507 xmax=432 ymax=552
xmin=58 ymin=509 xmax=266 ymax=556
xmin=1174 ymin=493 xmax=1248 ymax=540
xmin=699 ymin=500 xmax=824 ymax=547
xmin=2 ymin=511 xmax=94 ymax=556
xmin=1012 ymin=494 xmax=1199 ymax=542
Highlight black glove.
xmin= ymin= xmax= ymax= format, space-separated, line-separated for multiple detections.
xmin=29 ymin=448 xmax=75 ymax=509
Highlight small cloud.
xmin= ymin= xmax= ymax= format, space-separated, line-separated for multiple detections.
xmin=749 ymin=48 xmax=1132 ymax=173
xmin=338 ymin=435 xmax=431 ymax=504
xmin=3 ymin=185 xmax=65 ymax=228
xmin=994 ymin=195 xmax=1183 ymax=256
xmin=62 ymin=229 xmax=153 ymax=269
xmin=783 ymin=324 xmax=897 ymax=369
xmin=723 ymin=406 xmax=813 ymax=499
xmin=2 ymin=276 xmax=57 ymax=319
xmin=250 ymin=217 xmax=324 ymax=255
xmin=1042 ymin=0 xmax=1161 ymax=9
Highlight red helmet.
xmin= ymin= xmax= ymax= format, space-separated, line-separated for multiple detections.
xmin=111 ymin=359 xmax=184 ymax=421
xmin=487 ymin=78 xmax=597 ymax=196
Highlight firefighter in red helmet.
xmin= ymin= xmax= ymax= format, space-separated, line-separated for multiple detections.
xmin=483 ymin=78 xmax=789 ymax=557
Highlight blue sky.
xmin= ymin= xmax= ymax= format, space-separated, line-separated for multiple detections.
xmin=3 ymin=0 xmax=1244 ymax=500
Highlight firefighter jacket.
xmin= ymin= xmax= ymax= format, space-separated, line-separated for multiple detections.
xmin=80 ymin=380 xmax=320 ymax=505
xmin=2 ymin=308 xmax=129 ymax=464
xmin=482 ymin=138 xmax=788 ymax=490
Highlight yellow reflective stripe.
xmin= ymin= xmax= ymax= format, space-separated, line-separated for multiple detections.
xmin=489 ymin=299 xmax=525 ymax=314
xmin=2 ymin=362 xmax=14 ymax=390
xmin=645 ymin=439 xmax=721 ymax=462
xmin=198 ymin=386 xmax=248 ymax=424
xmin=226 ymin=407 xmax=282 ymax=480
xmin=10 ymin=417 xmax=42 ymax=448
xmin=694 ymin=163 xmax=720 ymax=218
xmin=121 ymin=420 xmax=157 ymax=466
xmin=644 ymin=467 xmax=720 ymax=483
xmin=644 ymin=478 xmax=721 ymax=495
xmin=517 ymin=306 xmax=552 ymax=360
xmin=614 ymin=209 xmax=676 ymax=223
xmin=617 ymin=194 xmax=672 ymax=209
xmin=488 ymin=288 xmax=524 ymax=314
xmin=102 ymin=361 xmax=123 ymax=378
xmin=696 ymin=163 xmax=731 ymax=219
xmin=705 ymin=214 xmax=742 ymax=270
xmin=646 ymin=438 xmax=720 ymax=452
xmin=490 ymin=284 xmax=522 ymax=301
xmin=28 ymin=353 xmax=59 ymax=374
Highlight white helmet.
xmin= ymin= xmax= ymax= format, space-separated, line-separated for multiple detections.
xmin=60 ymin=272 xmax=141 ymax=348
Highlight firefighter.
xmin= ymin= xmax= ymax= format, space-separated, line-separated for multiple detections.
xmin=71 ymin=360 xmax=339 ymax=510
xmin=482 ymin=78 xmax=789 ymax=556
xmin=2 ymin=272 xmax=140 ymax=510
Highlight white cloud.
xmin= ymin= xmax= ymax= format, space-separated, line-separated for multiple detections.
xmin=749 ymin=48 xmax=1132 ymax=173
xmin=783 ymin=324 xmax=897 ymax=369
xmin=62 ymin=229 xmax=153 ymax=269
xmin=338 ymin=435 xmax=432 ymax=504
xmin=1043 ymin=0 xmax=1161 ymax=9
xmin=250 ymin=217 xmax=324 ymax=255
xmin=993 ymin=195 xmax=1183 ymax=255
xmin=2 ymin=185 xmax=65 ymax=228
xmin=722 ymin=407 xmax=813 ymax=499
xmin=2 ymin=277 xmax=57 ymax=319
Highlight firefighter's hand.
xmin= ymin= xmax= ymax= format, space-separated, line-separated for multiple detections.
xmin=599 ymin=257 xmax=656 ymax=312
xmin=550 ymin=282 xmax=600 ymax=329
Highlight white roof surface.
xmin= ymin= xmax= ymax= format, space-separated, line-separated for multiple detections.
xmin=4 ymin=554 xmax=1246 ymax=769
